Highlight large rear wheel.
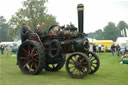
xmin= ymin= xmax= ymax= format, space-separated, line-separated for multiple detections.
xmin=17 ymin=40 xmax=46 ymax=75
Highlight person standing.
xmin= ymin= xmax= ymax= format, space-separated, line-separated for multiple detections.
xmin=0 ymin=45 xmax=5 ymax=55
xmin=21 ymin=23 xmax=28 ymax=43
xmin=93 ymin=44 xmax=96 ymax=53
xmin=111 ymin=44 xmax=115 ymax=56
xmin=116 ymin=44 xmax=120 ymax=56
xmin=6 ymin=45 xmax=10 ymax=56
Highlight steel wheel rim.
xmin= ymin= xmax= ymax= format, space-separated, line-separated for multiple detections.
xmin=18 ymin=44 xmax=39 ymax=73
xmin=66 ymin=53 xmax=90 ymax=78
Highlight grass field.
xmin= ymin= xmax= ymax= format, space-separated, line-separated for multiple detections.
xmin=0 ymin=52 xmax=128 ymax=85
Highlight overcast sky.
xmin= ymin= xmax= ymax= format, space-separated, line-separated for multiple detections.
xmin=0 ymin=0 xmax=128 ymax=33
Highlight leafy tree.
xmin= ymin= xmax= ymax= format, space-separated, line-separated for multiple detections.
xmin=88 ymin=32 xmax=95 ymax=39
xmin=88 ymin=29 xmax=104 ymax=40
xmin=0 ymin=16 xmax=8 ymax=42
xmin=8 ymin=0 xmax=58 ymax=40
xmin=117 ymin=21 xmax=128 ymax=37
xmin=95 ymin=29 xmax=103 ymax=40
xmin=103 ymin=22 xmax=120 ymax=41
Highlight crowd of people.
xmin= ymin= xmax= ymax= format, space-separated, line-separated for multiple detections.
xmin=0 ymin=45 xmax=11 ymax=56
xmin=111 ymin=44 xmax=120 ymax=56
xmin=92 ymin=43 xmax=125 ymax=57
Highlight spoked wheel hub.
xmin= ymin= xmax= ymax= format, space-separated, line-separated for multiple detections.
xmin=74 ymin=62 xmax=80 ymax=69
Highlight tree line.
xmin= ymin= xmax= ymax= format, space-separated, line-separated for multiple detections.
xmin=88 ymin=21 xmax=128 ymax=41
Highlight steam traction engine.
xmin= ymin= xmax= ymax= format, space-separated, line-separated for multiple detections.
xmin=17 ymin=4 xmax=100 ymax=78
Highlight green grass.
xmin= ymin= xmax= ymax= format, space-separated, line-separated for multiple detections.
xmin=0 ymin=52 xmax=128 ymax=85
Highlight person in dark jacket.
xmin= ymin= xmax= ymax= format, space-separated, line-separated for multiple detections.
xmin=34 ymin=24 xmax=40 ymax=33
xmin=93 ymin=44 xmax=96 ymax=53
xmin=111 ymin=44 xmax=115 ymax=56
xmin=0 ymin=45 xmax=5 ymax=55
xmin=21 ymin=23 xmax=28 ymax=43
xmin=116 ymin=44 xmax=120 ymax=56
xmin=34 ymin=24 xmax=45 ymax=39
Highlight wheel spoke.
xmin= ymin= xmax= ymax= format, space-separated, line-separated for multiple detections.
xmin=20 ymin=57 xmax=29 ymax=60
xmin=72 ymin=67 xmax=76 ymax=73
xmin=71 ymin=58 xmax=75 ymax=63
xmin=81 ymin=58 xmax=85 ymax=62
xmin=34 ymin=53 xmax=39 ymax=56
xmin=92 ymin=62 xmax=97 ymax=64
xmin=91 ymin=59 xmax=96 ymax=62
xmin=89 ymin=56 xmax=93 ymax=60
xmin=23 ymin=60 xmax=31 ymax=68
xmin=22 ymin=48 xmax=28 ymax=56
xmin=33 ymin=58 xmax=39 ymax=62
xmin=31 ymin=47 xmax=35 ymax=55
xmin=92 ymin=64 xmax=96 ymax=68
xmin=52 ymin=64 xmax=55 ymax=68
xmin=75 ymin=55 xmax=77 ymax=61
xmin=80 ymin=65 xmax=86 ymax=68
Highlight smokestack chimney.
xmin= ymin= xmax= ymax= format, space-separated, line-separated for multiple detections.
xmin=77 ymin=4 xmax=84 ymax=33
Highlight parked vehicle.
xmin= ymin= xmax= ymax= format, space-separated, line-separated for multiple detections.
xmin=96 ymin=44 xmax=104 ymax=52
xmin=106 ymin=45 xmax=112 ymax=52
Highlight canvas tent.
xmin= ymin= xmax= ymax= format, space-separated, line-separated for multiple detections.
xmin=116 ymin=37 xmax=128 ymax=48
xmin=93 ymin=40 xmax=114 ymax=52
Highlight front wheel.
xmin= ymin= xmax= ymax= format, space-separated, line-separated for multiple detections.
xmin=66 ymin=52 xmax=90 ymax=78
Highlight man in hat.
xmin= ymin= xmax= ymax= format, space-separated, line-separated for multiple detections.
xmin=21 ymin=23 xmax=28 ymax=43
xmin=34 ymin=24 xmax=41 ymax=33
xmin=34 ymin=24 xmax=45 ymax=40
